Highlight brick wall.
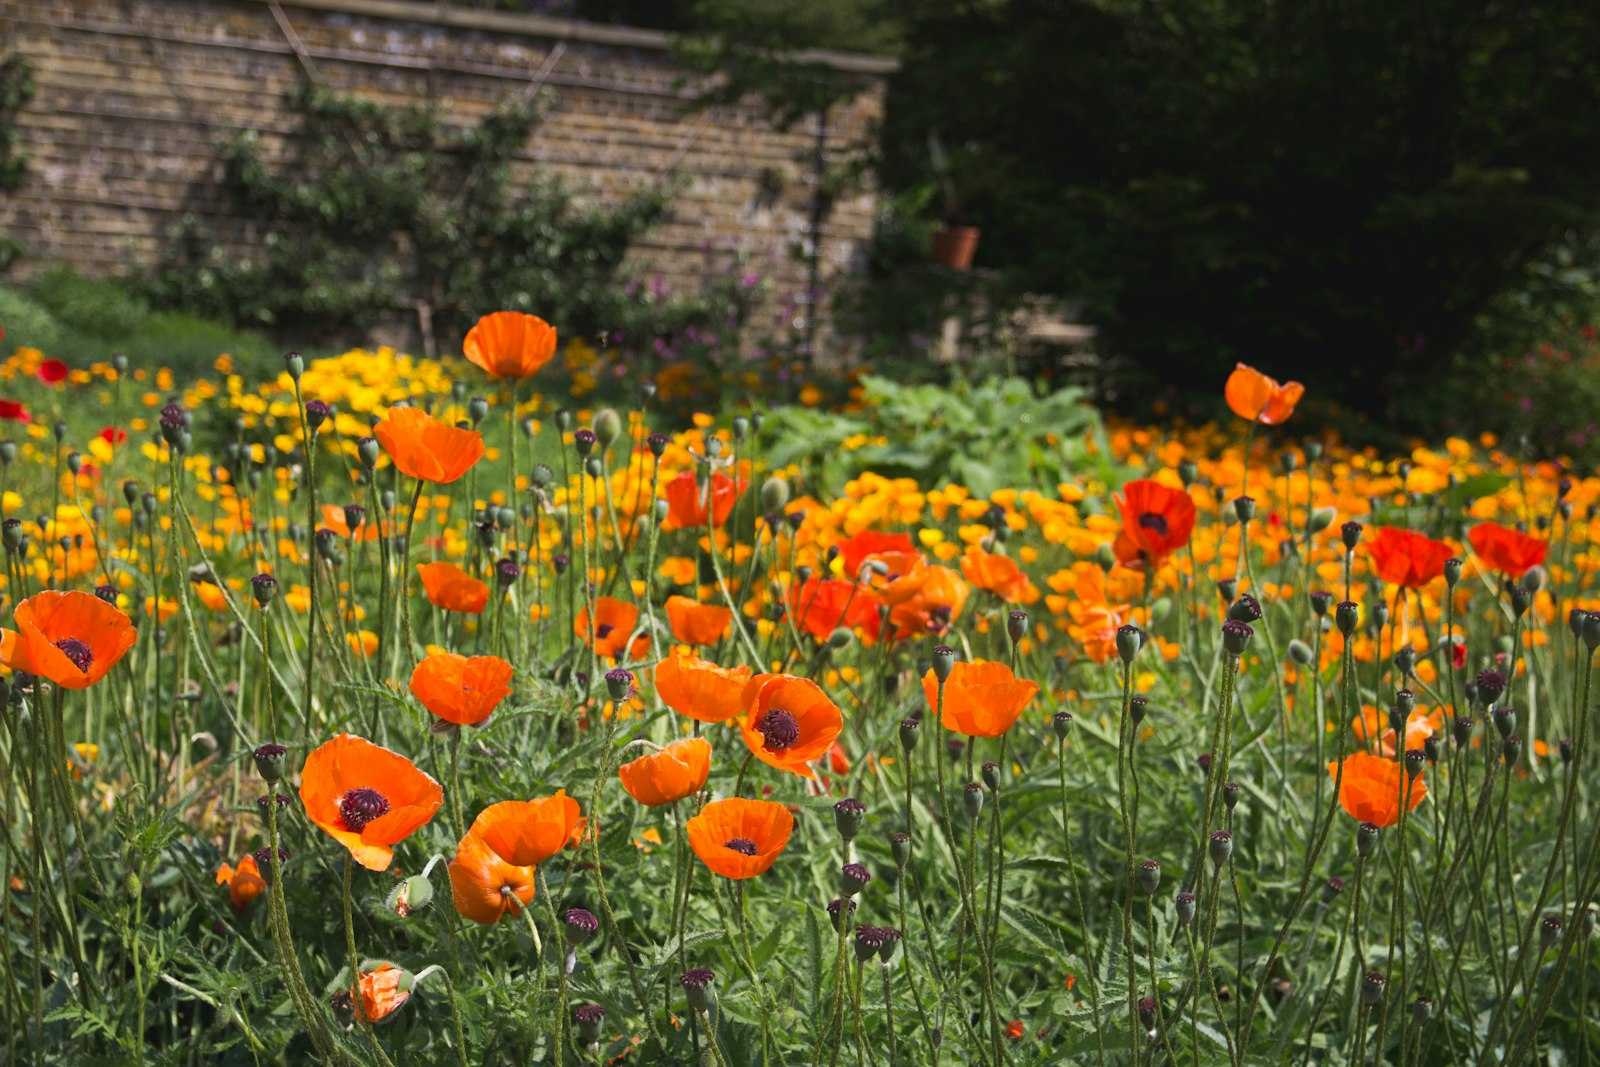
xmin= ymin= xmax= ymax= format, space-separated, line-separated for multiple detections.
xmin=0 ymin=0 xmax=891 ymax=350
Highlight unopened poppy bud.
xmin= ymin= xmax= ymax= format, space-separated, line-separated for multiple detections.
xmin=1309 ymin=590 xmax=1333 ymax=616
xmin=460 ymin=395 xmax=487 ymax=426
xmin=584 ymin=456 xmax=603 ymax=479
xmin=1223 ymin=781 xmax=1240 ymax=811
xmin=1336 ymin=601 xmax=1359 ymax=635
xmin=304 ymin=399 xmax=331 ymax=431
xmin=1177 ymin=460 xmax=1198 ymax=486
xmin=1491 ymin=706 xmax=1515 ymax=737
xmin=1287 ymin=639 xmax=1313 ymax=666
xmin=1502 ymin=735 xmax=1523 ymax=765
xmin=1175 ymin=891 xmax=1197 ymax=926
xmin=1094 ymin=543 xmax=1115 ymax=571
xmin=284 ymin=351 xmax=304 ymax=380
xmin=1052 ymin=710 xmax=1073 ymax=739
xmin=645 ymin=432 xmax=667 ymax=458
xmin=898 ymin=717 xmax=920 ymax=752
xmin=1360 ymin=971 xmax=1387 ymax=1006
xmin=314 ymin=528 xmax=338 ymax=560
xmin=833 ymin=797 xmax=866 ymax=842
xmin=564 ymin=907 xmax=599 ymax=949
xmin=1138 ymin=996 xmax=1158 ymax=1031
xmin=962 ymin=781 xmax=985 ymax=820
xmin=827 ymin=897 xmax=856 ymax=932
xmin=1221 ymin=620 xmax=1253 ymax=655
xmin=605 ymin=668 xmax=634 ymax=702
xmin=891 ymin=831 xmax=911 ymax=869
xmin=1560 ymin=737 xmax=1575 ymax=764
xmin=253 ymin=743 xmax=287 ymax=782
xmin=1227 ymin=594 xmax=1261 ymax=623
xmin=1394 ymin=647 xmax=1416 ymax=678
xmin=760 ymin=476 xmax=790 ymax=513
xmin=1308 ymin=506 xmax=1336 ymax=533
xmin=573 ymin=1004 xmax=604 ymax=1046
xmin=1233 ymin=496 xmax=1256 ymax=523
xmin=1357 ymin=822 xmax=1380 ymax=858
xmin=1410 ymin=996 xmax=1432 ymax=1027
xmin=1208 ymin=830 xmax=1233 ymax=868
xmin=1322 ymin=876 xmax=1345 ymax=903
xmin=841 ymin=862 xmax=871 ymax=897
xmin=1139 ymin=860 xmax=1161 ymax=895
xmin=386 ymin=874 xmax=434 ymax=917
xmin=1216 ymin=577 xmax=1238 ymax=603
xmin=1435 ymin=557 xmax=1461 ymax=589
xmin=931 ymin=645 xmax=957 ymax=681
xmin=3 ymin=519 xmax=23 ymax=552
xmin=555 ymin=408 xmax=573 ymax=432
xmin=1341 ymin=522 xmax=1363 ymax=551
xmin=1130 ymin=695 xmax=1147 ymax=727
xmin=1423 ymin=735 xmax=1442 ymax=763
xmin=65 ymin=451 xmax=83 ymax=475
xmin=1007 ymin=610 xmax=1029 ymax=644
xmin=704 ymin=435 xmax=724 ymax=460
xmin=827 ymin=628 xmax=853 ymax=650
xmin=592 ymin=408 xmax=622 ymax=446
xmin=1116 ymin=625 xmax=1143 ymax=664
xmin=1369 ymin=601 xmax=1389 ymax=632
xmin=681 ymin=968 xmax=716 ymax=1013
xmin=1509 ymin=584 xmax=1531 ymax=618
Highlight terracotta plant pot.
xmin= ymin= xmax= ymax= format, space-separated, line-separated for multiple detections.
xmin=932 ymin=224 xmax=981 ymax=270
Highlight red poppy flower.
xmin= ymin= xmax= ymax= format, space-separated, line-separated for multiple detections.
xmin=575 ymin=596 xmax=648 ymax=659
xmin=1327 ymin=751 xmax=1427 ymax=827
xmin=837 ymin=530 xmax=917 ymax=576
xmin=876 ymin=565 xmax=970 ymax=642
xmin=1467 ymin=522 xmax=1547 ymax=579
xmin=1225 ymin=363 xmax=1305 ymax=425
xmin=0 ymin=399 xmax=28 ymax=422
xmin=1366 ymin=527 xmax=1455 ymax=588
xmin=98 ymin=426 xmax=128 ymax=445
xmin=860 ymin=550 xmax=929 ymax=606
xmin=738 ymin=674 xmax=844 ymax=780
xmin=618 ymin=737 xmax=712 ymax=807
xmin=1 ymin=589 xmax=138 ymax=689
xmin=37 ymin=359 xmax=69 ymax=386
xmin=789 ymin=576 xmax=877 ymax=642
xmin=299 ymin=734 xmax=443 ymax=871
xmin=653 ymin=646 xmax=752 ymax=723
xmin=215 ymin=856 xmax=267 ymax=911
xmin=664 ymin=595 xmax=732 ymax=646
xmin=686 ymin=797 xmax=794 ymax=879
xmin=409 ymin=652 xmax=513 ymax=726
xmin=921 ymin=659 xmax=1040 ymax=737
xmin=373 ymin=404 xmax=485 ymax=485
xmin=468 ymin=791 xmax=582 ymax=867
xmin=662 ymin=470 xmax=745 ymax=531
xmin=417 ymin=561 xmax=490 ymax=615
xmin=1113 ymin=479 xmax=1197 ymax=565
xmin=462 ymin=310 xmax=558 ymax=379
xmin=449 ymin=833 xmax=536 ymax=925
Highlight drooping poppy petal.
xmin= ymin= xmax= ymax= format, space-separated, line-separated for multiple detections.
xmin=665 ymin=595 xmax=732 ymax=646
xmin=417 ymin=561 xmax=491 ymax=615
xmin=654 ymin=646 xmax=751 ymax=723
xmin=618 ymin=737 xmax=712 ymax=807
xmin=686 ymin=797 xmax=794 ymax=879
xmin=215 ymin=856 xmax=266 ymax=911
xmin=462 ymin=311 xmax=558 ymax=379
xmin=299 ymin=734 xmax=443 ymax=871
xmin=468 ymin=791 xmax=582 ymax=867
xmin=409 ymin=652 xmax=513 ymax=726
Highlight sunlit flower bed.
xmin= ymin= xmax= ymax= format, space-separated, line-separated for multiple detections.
xmin=0 ymin=319 xmax=1595 ymax=1066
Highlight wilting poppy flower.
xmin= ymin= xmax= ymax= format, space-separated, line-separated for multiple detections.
xmin=1467 ymin=522 xmax=1547 ymax=579
xmin=837 ymin=530 xmax=918 ymax=576
xmin=662 ymin=470 xmax=746 ymax=531
xmin=575 ymin=596 xmax=648 ymax=659
xmin=409 ymin=652 xmax=513 ymax=726
xmin=417 ymin=561 xmax=490 ymax=615
xmin=373 ymin=404 xmax=484 ymax=484
xmin=1327 ymin=751 xmax=1426 ymax=827
xmin=468 ymin=791 xmax=582 ymax=867
xmin=448 ymin=833 xmax=536 ymax=925
xmin=299 ymin=734 xmax=443 ymax=871
xmin=665 ymin=595 xmax=732 ymax=646
xmin=790 ymin=576 xmax=878 ymax=642
xmin=1366 ymin=527 xmax=1455 ymax=589
xmin=686 ymin=797 xmax=794 ymax=879
xmin=1 ymin=589 xmax=137 ymax=689
xmin=879 ymin=565 xmax=970 ymax=642
xmin=1113 ymin=479 xmax=1197 ymax=566
xmin=922 ymin=659 xmax=1040 ymax=737
xmin=860 ymin=550 xmax=929 ymax=606
xmin=215 ymin=855 xmax=266 ymax=911
xmin=0 ymin=399 xmax=28 ymax=422
xmin=654 ymin=646 xmax=752 ymax=723
xmin=342 ymin=962 xmax=411 ymax=1024
xmin=738 ymin=674 xmax=844 ymax=780
xmin=618 ymin=737 xmax=712 ymax=807
xmin=960 ymin=547 xmax=1040 ymax=605
xmin=462 ymin=310 xmax=558 ymax=379
xmin=1225 ymin=363 xmax=1305 ymax=425
xmin=37 ymin=359 xmax=69 ymax=386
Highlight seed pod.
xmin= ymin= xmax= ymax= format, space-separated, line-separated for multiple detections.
xmin=1052 ymin=710 xmax=1073 ymax=740
xmin=898 ymin=717 xmax=920 ymax=752
xmin=890 ymin=831 xmax=911 ymax=869
xmin=1221 ymin=620 xmax=1254 ymax=656
xmin=833 ymin=798 xmax=866 ymax=842
xmin=1336 ymin=601 xmax=1359 ymax=635
xmin=962 ymin=782 xmax=985 ymax=820
xmin=1360 ymin=972 xmax=1387 ymax=1006
xmin=1357 ymin=822 xmax=1380 ymax=859
xmin=1139 ymin=860 xmax=1161 ymax=896
xmin=1116 ymin=625 xmax=1143 ymax=664
xmin=931 ymin=645 xmax=957 ymax=682
xmin=841 ymin=863 xmax=872 ymax=897
xmin=1208 ymin=830 xmax=1233 ymax=869
xmin=1175 ymin=891 xmax=1197 ymax=926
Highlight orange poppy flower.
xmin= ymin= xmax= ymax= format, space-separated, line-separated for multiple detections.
xmin=1468 ymin=522 xmax=1547 ymax=579
xmin=686 ymin=797 xmax=794 ymax=879
xmin=838 ymin=530 xmax=918 ymax=577
xmin=215 ymin=855 xmax=266 ymax=911
xmin=662 ymin=470 xmax=746 ymax=531
xmin=462 ymin=310 xmax=557 ymax=379
xmin=665 ymin=595 xmax=732 ymax=646
xmin=347 ymin=962 xmax=411 ymax=1024
xmin=299 ymin=734 xmax=443 ymax=871
xmin=1367 ymin=527 xmax=1455 ymax=589
xmin=654 ymin=646 xmax=752 ymax=723
xmin=575 ymin=597 xmax=648 ymax=659
xmin=1225 ymin=362 xmax=1305 ymax=425
xmin=468 ymin=791 xmax=582 ymax=867
xmin=960 ymin=547 xmax=1040 ymax=605
xmin=738 ymin=674 xmax=844 ymax=780
xmin=1 ymin=589 xmax=137 ymax=689
xmin=1327 ymin=751 xmax=1426 ymax=827
xmin=921 ymin=659 xmax=1040 ymax=737
xmin=879 ymin=565 xmax=970 ymax=642
xmin=448 ymin=833 xmax=536 ymax=925
xmin=373 ymin=404 xmax=485 ymax=485
xmin=417 ymin=561 xmax=490 ymax=615
xmin=409 ymin=652 xmax=513 ymax=726
xmin=618 ymin=737 xmax=712 ymax=807
xmin=790 ymin=576 xmax=878 ymax=642
xmin=1113 ymin=479 xmax=1197 ymax=566
xmin=861 ymin=550 xmax=929 ymax=606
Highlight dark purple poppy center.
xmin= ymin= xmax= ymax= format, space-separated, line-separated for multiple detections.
xmin=724 ymin=837 xmax=759 ymax=856
xmin=1138 ymin=512 xmax=1169 ymax=537
xmin=339 ymin=787 xmax=391 ymax=832
xmin=756 ymin=708 xmax=801 ymax=752
xmin=595 ymin=623 xmax=615 ymax=640
xmin=53 ymin=637 xmax=94 ymax=673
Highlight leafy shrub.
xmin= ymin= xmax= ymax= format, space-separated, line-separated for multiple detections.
xmin=29 ymin=268 xmax=148 ymax=341
xmin=0 ymin=283 xmax=63 ymax=350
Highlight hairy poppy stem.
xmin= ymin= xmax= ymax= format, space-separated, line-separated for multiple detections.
xmin=343 ymin=856 xmax=399 ymax=1067
xmin=1056 ymin=734 xmax=1107 ymax=1067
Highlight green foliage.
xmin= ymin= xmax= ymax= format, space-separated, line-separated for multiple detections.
xmin=0 ymin=284 xmax=64 ymax=351
xmin=0 ymin=53 xmax=35 ymax=191
xmin=29 ymin=268 xmax=149 ymax=341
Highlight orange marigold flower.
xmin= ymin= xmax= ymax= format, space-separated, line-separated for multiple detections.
xmin=665 ymin=595 xmax=732 ymax=646
xmin=299 ymin=734 xmax=443 ymax=871
xmin=373 ymin=404 xmax=484 ymax=484
xmin=1467 ymin=522 xmax=1547 ymax=579
xmin=409 ymin=652 xmax=513 ymax=726
xmin=1327 ymin=751 xmax=1427 ymax=827
xmin=654 ymin=646 xmax=752 ymax=723
xmin=960 ymin=547 xmax=1040 ymax=605
xmin=1225 ymin=362 xmax=1305 ymax=425
xmin=686 ymin=797 xmax=794 ymax=879
xmin=922 ymin=659 xmax=1040 ymax=737
xmin=448 ymin=833 xmax=536 ymax=925
xmin=215 ymin=855 xmax=266 ymax=911
xmin=468 ymin=791 xmax=582 ymax=867
xmin=618 ymin=737 xmax=712 ymax=807
xmin=738 ymin=674 xmax=844 ymax=780
xmin=662 ymin=470 xmax=746 ymax=531
xmin=575 ymin=596 xmax=648 ymax=659
xmin=417 ymin=561 xmax=490 ymax=615
xmin=790 ymin=576 xmax=878 ymax=642
xmin=1113 ymin=479 xmax=1197 ymax=566
xmin=462 ymin=310 xmax=557 ymax=379
xmin=1 ymin=589 xmax=137 ymax=689
xmin=1367 ymin=527 xmax=1455 ymax=589
xmin=879 ymin=565 xmax=970 ymax=642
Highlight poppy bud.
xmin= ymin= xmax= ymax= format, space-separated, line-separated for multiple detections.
xmin=1509 ymin=584 xmax=1531 ymax=618
xmin=1322 ymin=876 xmax=1345 ymax=903
xmin=253 ymin=845 xmax=290 ymax=886
xmin=314 ymin=528 xmax=339 ymax=560
xmin=592 ymin=409 xmax=622 ymax=447
xmin=1139 ymin=860 xmax=1161 ymax=895
xmin=573 ymin=1004 xmax=604 ymax=1046
xmin=1411 ymin=996 xmax=1433 ymax=1027
xmin=1208 ymin=830 xmax=1233 ymax=868
xmin=891 ymin=831 xmax=911 ymax=869
xmin=705 ymin=436 xmax=724 ymax=460
xmin=1394 ymin=647 xmax=1416 ymax=678
xmin=1308 ymin=506 xmax=1336 ymax=533
xmin=1221 ymin=620 xmax=1253 ymax=656
xmin=584 ymin=456 xmax=603 ymax=479
xmin=1052 ymin=710 xmax=1073 ymax=739
xmin=304 ymin=399 xmax=331 ymax=432
xmin=1491 ymin=706 xmax=1516 ymax=738
xmin=1423 ymin=735 xmax=1442 ymax=763
xmin=827 ymin=628 xmax=853 ymax=650
xmin=1216 ymin=578 xmax=1238 ymax=603
xmin=645 ymin=432 xmax=667 ymax=458
xmin=1177 ymin=460 xmax=1198 ymax=486
xmin=1452 ymin=716 xmax=1474 ymax=747
xmin=1233 ymin=496 xmax=1256 ymax=523
xmin=253 ymin=743 xmax=287 ymax=783
xmin=980 ymin=760 xmax=1001 ymax=790
xmin=1336 ymin=601 xmax=1359 ymax=635
xmin=1309 ymin=590 xmax=1333 ymax=617
xmin=250 ymin=573 xmax=277 ymax=607
xmin=1360 ymin=972 xmax=1387 ymax=1006
xmin=827 ymin=898 xmax=856 ymax=932
xmin=1116 ymin=625 xmax=1143 ymax=664
xmin=1369 ymin=601 xmax=1389 ymax=632
xmin=681 ymin=968 xmax=716 ymax=1013
xmin=1502 ymin=736 xmax=1523 ymax=765
xmin=555 ymin=408 xmax=573 ymax=432
xmin=1288 ymin=639 xmax=1313 ymax=665
xmin=1438 ymin=557 xmax=1461 ymax=588
xmin=1341 ymin=522 xmax=1363 ymax=551
xmin=1175 ymin=891 xmax=1197 ymax=926
xmin=160 ymin=417 xmax=187 ymax=447
xmin=931 ymin=646 xmax=957 ymax=682
xmin=962 ymin=781 xmax=985 ymax=820
xmin=759 ymin=476 xmax=790 ymax=513
xmin=1357 ymin=822 xmax=1380 ymax=858
xmin=6 ymin=519 xmax=28 ymax=551
xmin=898 ymin=717 xmax=920 ymax=752
xmin=1227 ymin=594 xmax=1261 ymax=624
xmin=1539 ymin=914 xmax=1563 ymax=950
xmin=833 ymin=797 xmax=866 ymax=842
xmin=284 ymin=351 xmax=304 ymax=380
xmin=1130 ymin=695 xmax=1148 ymax=727
xmin=564 ymin=907 xmax=599 ymax=949
xmin=0 ymin=442 xmax=13 ymax=467
xmin=386 ymin=874 xmax=434 ymax=918
xmin=1094 ymin=543 xmax=1115 ymax=571
xmin=1223 ymin=781 xmax=1240 ymax=811
xmin=1403 ymin=750 xmax=1425 ymax=780
xmin=1387 ymin=704 xmax=1406 ymax=733
xmin=1559 ymin=737 xmax=1575 ymax=764
xmin=605 ymin=668 xmax=634 ymax=702
xmin=1007 ymin=610 xmax=1029 ymax=645
xmin=495 ymin=558 xmax=521 ymax=589
xmin=842 ymin=862 xmax=871 ymax=897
